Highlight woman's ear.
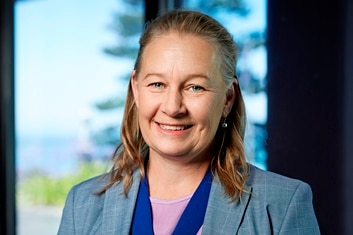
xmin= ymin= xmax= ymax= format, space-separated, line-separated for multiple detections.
xmin=222 ymin=81 xmax=236 ymax=117
xmin=131 ymin=70 xmax=139 ymax=108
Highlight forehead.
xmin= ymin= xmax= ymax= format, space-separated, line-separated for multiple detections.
xmin=139 ymin=32 xmax=220 ymax=76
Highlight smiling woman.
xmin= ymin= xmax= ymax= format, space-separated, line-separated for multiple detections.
xmin=58 ymin=10 xmax=320 ymax=235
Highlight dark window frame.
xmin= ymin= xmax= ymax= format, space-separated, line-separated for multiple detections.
xmin=1 ymin=0 xmax=16 ymax=234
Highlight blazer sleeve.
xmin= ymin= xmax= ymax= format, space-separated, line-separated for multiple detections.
xmin=57 ymin=187 xmax=76 ymax=235
xmin=278 ymin=181 xmax=320 ymax=234
xmin=57 ymin=187 xmax=75 ymax=235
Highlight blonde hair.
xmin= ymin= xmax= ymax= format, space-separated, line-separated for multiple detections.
xmin=99 ymin=10 xmax=248 ymax=201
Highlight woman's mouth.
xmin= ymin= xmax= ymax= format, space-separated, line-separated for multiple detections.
xmin=159 ymin=124 xmax=191 ymax=131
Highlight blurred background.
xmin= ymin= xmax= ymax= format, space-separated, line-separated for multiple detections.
xmin=14 ymin=0 xmax=267 ymax=234
xmin=1 ymin=0 xmax=352 ymax=234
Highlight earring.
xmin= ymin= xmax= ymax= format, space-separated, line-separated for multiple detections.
xmin=221 ymin=118 xmax=228 ymax=128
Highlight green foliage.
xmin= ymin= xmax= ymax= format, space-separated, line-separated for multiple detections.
xmin=110 ymin=13 xmax=143 ymax=37
xmin=103 ymin=46 xmax=139 ymax=58
xmin=95 ymin=96 xmax=126 ymax=110
xmin=93 ymin=126 xmax=120 ymax=145
xmin=17 ymin=162 xmax=109 ymax=207
xmin=202 ymin=0 xmax=250 ymax=16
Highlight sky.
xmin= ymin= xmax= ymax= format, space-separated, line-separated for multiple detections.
xmin=15 ymin=0 xmax=267 ymax=140
xmin=15 ymin=0 xmax=135 ymax=138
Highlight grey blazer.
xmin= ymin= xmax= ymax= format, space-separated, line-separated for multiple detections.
xmin=57 ymin=165 xmax=320 ymax=234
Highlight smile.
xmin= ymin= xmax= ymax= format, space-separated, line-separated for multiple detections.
xmin=159 ymin=124 xmax=191 ymax=131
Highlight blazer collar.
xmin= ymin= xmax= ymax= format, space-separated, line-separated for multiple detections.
xmin=99 ymin=170 xmax=252 ymax=235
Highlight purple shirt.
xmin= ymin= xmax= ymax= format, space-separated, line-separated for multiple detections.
xmin=150 ymin=194 xmax=203 ymax=235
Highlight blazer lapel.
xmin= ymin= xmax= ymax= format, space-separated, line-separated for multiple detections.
xmin=101 ymin=170 xmax=141 ymax=235
xmin=202 ymin=179 xmax=252 ymax=235
xmin=96 ymin=170 xmax=252 ymax=234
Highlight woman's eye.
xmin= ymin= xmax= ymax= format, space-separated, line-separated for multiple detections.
xmin=150 ymin=82 xmax=164 ymax=88
xmin=189 ymin=85 xmax=204 ymax=92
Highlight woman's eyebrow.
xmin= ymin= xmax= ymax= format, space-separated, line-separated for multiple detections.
xmin=143 ymin=72 xmax=210 ymax=80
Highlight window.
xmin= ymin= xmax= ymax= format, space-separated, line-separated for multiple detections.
xmin=15 ymin=0 xmax=143 ymax=234
xmin=15 ymin=0 xmax=266 ymax=234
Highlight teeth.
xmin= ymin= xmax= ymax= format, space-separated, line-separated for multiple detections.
xmin=160 ymin=124 xmax=187 ymax=131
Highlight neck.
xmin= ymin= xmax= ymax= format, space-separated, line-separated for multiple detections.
xmin=146 ymin=154 xmax=211 ymax=200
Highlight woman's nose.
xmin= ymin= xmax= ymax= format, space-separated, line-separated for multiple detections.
xmin=161 ymin=88 xmax=186 ymax=117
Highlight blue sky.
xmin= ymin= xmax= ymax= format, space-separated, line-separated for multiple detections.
xmin=15 ymin=0 xmax=135 ymax=138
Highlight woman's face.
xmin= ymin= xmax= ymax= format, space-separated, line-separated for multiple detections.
xmin=131 ymin=32 xmax=235 ymax=162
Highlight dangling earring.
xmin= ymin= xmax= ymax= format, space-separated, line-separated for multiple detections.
xmin=221 ymin=117 xmax=228 ymax=128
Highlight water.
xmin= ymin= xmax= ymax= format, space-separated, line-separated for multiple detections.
xmin=16 ymin=134 xmax=114 ymax=180
xmin=16 ymin=135 xmax=79 ymax=178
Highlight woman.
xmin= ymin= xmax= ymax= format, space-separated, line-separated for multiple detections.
xmin=58 ymin=10 xmax=320 ymax=235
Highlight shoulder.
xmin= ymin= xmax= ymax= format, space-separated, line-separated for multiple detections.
xmin=246 ymin=164 xmax=312 ymax=194
xmin=69 ymin=173 xmax=110 ymax=196
xmin=246 ymin=164 xmax=314 ymax=204
xmin=240 ymin=165 xmax=320 ymax=233
xmin=63 ymin=172 xmax=114 ymax=210
xmin=246 ymin=165 xmax=317 ymax=226
xmin=247 ymin=165 xmax=307 ymax=188
xmin=205 ymin=165 xmax=319 ymax=234
xmin=58 ymin=173 xmax=112 ymax=234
